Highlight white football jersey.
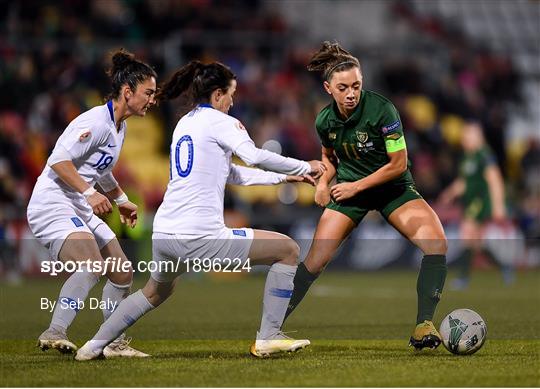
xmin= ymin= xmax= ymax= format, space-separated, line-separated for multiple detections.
xmin=28 ymin=101 xmax=125 ymax=219
xmin=153 ymin=105 xmax=257 ymax=234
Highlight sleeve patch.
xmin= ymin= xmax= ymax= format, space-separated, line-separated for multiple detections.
xmin=235 ymin=121 xmax=246 ymax=131
xmin=381 ymin=120 xmax=400 ymax=134
xmin=78 ymin=130 xmax=92 ymax=143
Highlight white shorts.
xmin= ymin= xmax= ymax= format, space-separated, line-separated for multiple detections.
xmin=150 ymin=227 xmax=254 ymax=283
xmin=27 ymin=207 xmax=116 ymax=261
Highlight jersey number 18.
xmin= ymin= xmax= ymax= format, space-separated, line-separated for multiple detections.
xmin=92 ymin=152 xmax=113 ymax=171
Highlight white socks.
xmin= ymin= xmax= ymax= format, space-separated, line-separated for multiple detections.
xmin=258 ymin=263 xmax=297 ymax=340
xmin=87 ymin=289 xmax=154 ymax=351
xmin=101 ymin=279 xmax=131 ymax=321
xmin=50 ymin=271 xmax=100 ymax=333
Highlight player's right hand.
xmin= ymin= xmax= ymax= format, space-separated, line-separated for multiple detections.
xmin=314 ymin=184 xmax=331 ymax=207
xmin=308 ymin=160 xmax=327 ymax=179
xmin=86 ymin=192 xmax=113 ymax=215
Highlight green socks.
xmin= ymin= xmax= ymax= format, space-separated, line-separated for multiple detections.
xmin=456 ymin=248 xmax=473 ymax=279
xmin=284 ymin=256 xmax=446 ymax=327
xmin=416 ymin=254 xmax=447 ymax=324
xmin=283 ymin=262 xmax=318 ymax=323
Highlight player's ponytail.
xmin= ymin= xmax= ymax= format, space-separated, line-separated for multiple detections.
xmin=156 ymin=61 xmax=205 ymax=102
xmin=106 ymin=49 xmax=157 ymax=100
xmin=307 ymin=41 xmax=360 ymax=80
xmin=157 ymin=61 xmax=236 ymax=111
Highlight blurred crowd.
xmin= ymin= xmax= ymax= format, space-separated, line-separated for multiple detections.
xmin=1 ymin=0 xmax=538 ymax=275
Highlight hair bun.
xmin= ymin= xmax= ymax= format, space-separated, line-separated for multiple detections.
xmin=111 ymin=50 xmax=135 ymax=73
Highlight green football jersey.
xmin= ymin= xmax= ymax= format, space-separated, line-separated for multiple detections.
xmin=460 ymin=146 xmax=496 ymax=218
xmin=315 ymin=89 xmax=413 ymax=186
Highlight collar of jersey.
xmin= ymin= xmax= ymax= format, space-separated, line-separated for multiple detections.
xmin=329 ymin=90 xmax=365 ymax=127
xmin=106 ymin=100 xmax=115 ymax=124
xmin=198 ymin=103 xmax=213 ymax=109
xmin=107 ymin=100 xmax=126 ymax=132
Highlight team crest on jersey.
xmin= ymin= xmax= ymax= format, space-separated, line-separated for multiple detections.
xmin=328 ymin=132 xmax=336 ymax=141
xmin=355 ymin=130 xmax=374 ymax=153
xmin=356 ymin=131 xmax=369 ymax=144
xmin=462 ymin=160 xmax=477 ymax=175
xmin=78 ymin=130 xmax=92 ymax=143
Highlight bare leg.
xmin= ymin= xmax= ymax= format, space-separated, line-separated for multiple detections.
xmin=283 ymin=209 xmax=356 ymax=323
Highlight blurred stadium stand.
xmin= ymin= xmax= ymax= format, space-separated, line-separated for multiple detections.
xmin=1 ymin=0 xmax=538 ymax=279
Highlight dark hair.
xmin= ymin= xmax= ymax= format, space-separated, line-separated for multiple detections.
xmin=307 ymin=41 xmax=361 ymax=80
xmin=105 ymin=49 xmax=157 ymax=100
xmin=156 ymin=61 xmax=236 ymax=109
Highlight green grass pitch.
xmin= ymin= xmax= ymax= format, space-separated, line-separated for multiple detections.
xmin=1 ymin=270 xmax=539 ymax=387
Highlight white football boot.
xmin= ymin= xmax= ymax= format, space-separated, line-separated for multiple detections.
xmin=37 ymin=328 xmax=78 ymax=354
xmin=250 ymin=331 xmax=310 ymax=358
xmin=103 ymin=334 xmax=150 ymax=358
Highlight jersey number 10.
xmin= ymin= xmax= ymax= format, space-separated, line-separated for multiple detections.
xmin=171 ymin=135 xmax=194 ymax=178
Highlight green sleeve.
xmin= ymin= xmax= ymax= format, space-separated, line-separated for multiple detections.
xmin=480 ymin=147 xmax=497 ymax=170
xmin=315 ymin=111 xmax=333 ymax=148
xmin=379 ymin=103 xmax=406 ymax=153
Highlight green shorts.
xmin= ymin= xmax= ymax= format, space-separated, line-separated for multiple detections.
xmin=463 ymin=198 xmax=492 ymax=222
xmin=326 ymin=183 xmax=423 ymax=225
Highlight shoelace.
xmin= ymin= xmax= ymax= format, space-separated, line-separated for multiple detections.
xmin=274 ymin=330 xmax=297 ymax=340
xmin=111 ymin=336 xmax=132 ymax=350
xmin=50 ymin=329 xmax=68 ymax=339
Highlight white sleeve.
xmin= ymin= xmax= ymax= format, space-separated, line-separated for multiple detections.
xmin=55 ymin=122 xmax=109 ymax=161
xmin=213 ymin=117 xmax=253 ymax=153
xmin=47 ymin=145 xmax=73 ymax=166
xmin=227 ymin=164 xmax=287 ymax=186
xmin=213 ymin=116 xmax=311 ymax=175
xmin=234 ymin=141 xmax=311 ymax=175
xmin=96 ymin=172 xmax=119 ymax=192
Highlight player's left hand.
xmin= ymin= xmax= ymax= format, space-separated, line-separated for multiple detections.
xmin=330 ymin=182 xmax=360 ymax=201
xmin=118 ymin=201 xmax=138 ymax=228
xmin=286 ymin=175 xmax=316 ymax=186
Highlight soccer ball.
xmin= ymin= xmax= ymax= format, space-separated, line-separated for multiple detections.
xmin=439 ymin=309 xmax=487 ymax=355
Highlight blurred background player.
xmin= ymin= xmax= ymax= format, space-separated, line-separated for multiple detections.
xmin=282 ymin=41 xmax=448 ymax=350
xmin=439 ymin=120 xmax=514 ymax=289
xmin=75 ymin=60 xmax=325 ymax=360
xmin=27 ymin=50 xmax=156 ymax=357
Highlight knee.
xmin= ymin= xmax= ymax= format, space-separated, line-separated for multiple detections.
xmin=423 ymin=234 xmax=448 ymax=256
xmin=120 ymin=267 xmax=134 ymax=285
xmin=107 ymin=262 xmax=134 ymax=286
xmin=279 ymin=238 xmax=300 ymax=266
xmin=145 ymin=291 xmax=169 ymax=307
xmin=143 ymin=282 xmax=172 ymax=307
xmin=437 ymin=234 xmax=448 ymax=255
